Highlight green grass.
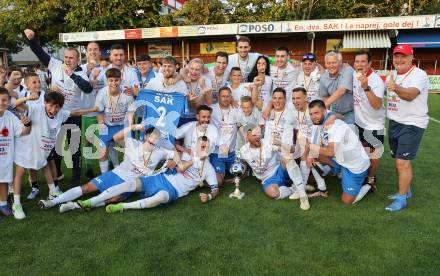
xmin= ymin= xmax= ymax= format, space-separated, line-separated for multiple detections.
xmin=2 ymin=95 xmax=440 ymax=275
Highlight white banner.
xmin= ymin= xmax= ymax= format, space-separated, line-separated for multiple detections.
xmin=238 ymin=22 xmax=282 ymax=34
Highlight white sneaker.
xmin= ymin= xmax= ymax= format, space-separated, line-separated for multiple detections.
xmin=299 ymin=196 xmax=310 ymax=211
xmin=27 ymin=187 xmax=40 ymax=200
xmin=12 ymin=203 xmax=26 ymax=220
xmin=59 ymin=202 xmax=80 ymax=213
xmin=305 ymin=184 xmax=315 ymax=192
xmin=48 ymin=189 xmax=62 ymax=200
xmin=38 ymin=199 xmax=54 ymax=209
xmin=289 ymin=192 xmax=300 ymax=200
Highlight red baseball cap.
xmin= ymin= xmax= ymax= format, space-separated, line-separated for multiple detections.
xmin=393 ymin=44 xmax=413 ymax=55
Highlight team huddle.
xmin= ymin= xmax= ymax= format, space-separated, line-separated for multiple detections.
xmin=0 ymin=29 xmax=429 ymax=220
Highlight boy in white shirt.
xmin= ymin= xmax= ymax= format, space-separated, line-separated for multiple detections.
xmin=228 ymin=67 xmax=252 ymax=106
xmin=0 ymin=88 xmax=30 ymax=217
xmin=234 ymin=96 xmax=261 ymax=151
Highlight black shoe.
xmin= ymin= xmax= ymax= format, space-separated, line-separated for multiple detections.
xmin=86 ymin=169 xmax=94 ymax=180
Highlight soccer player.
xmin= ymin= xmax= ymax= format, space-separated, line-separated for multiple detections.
xmin=352 ymin=51 xmax=386 ymax=192
xmin=38 ymin=125 xmax=180 ymax=212
xmin=205 ymin=52 xmax=230 ymax=103
xmin=384 ymin=45 xmax=429 ymax=212
xmin=248 ymin=55 xmax=273 ymax=110
xmin=307 ymin=100 xmax=370 ymax=204
xmin=135 ymin=54 xmax=156 ymax=89
xmin=209 ymin=87 xmax=239 ymax=185
xmin=184 ymin=58 xmax=213 ymax=115
xmin=175 ymin=105 xmax=218 ymax=156
xmin=24 ymin=29 xmax=93 ymax=186
xmin=270 ymin=47 xmax=300 ymax=102
xmin=228 ymin=67 xmax=252 ymax=106
xmin=240 ymin=126 xmax=309 ymax=210
xmin=0 ymin=88 xmax=30 ymax=217
xmin=319 ymin=51 xmax=355 ymax=124
xmin=12 ymin=92 xmax=89 ymax=219
xmin=295 ymin=53 xmax=322 ymax=102
xmin=92 ymin=68 xmax=133 ymax=173
xmin=227 ymin=36 xmax=260 ymax=80
xmin=77 ymin=136 xmax=218 ymax=213
xmin=145 ymin=56 xmax=188 ymax=95
xmin=234 ymin=96 xmax=261 ymax=150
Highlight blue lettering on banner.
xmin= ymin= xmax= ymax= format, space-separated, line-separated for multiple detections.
xmin=136 ymin=89 xmax=188 ymax=147
xmin=239 ymin=23 xmax=277 ymax=33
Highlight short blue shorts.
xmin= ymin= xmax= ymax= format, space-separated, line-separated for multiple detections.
xmin=262 ymin=165 xmax=291 ymax=191
xmin=99 ymin=124 xmax=124 ymax=148
xmin=91 ymin=171 xmax=125 ymax=192
xmin=331 ymin=159 xmax=368 ymax=196
xmin=139 ymin=174 xmax=179 ymax=202
xmin=209 ymin=151 xmax=236 ymax=174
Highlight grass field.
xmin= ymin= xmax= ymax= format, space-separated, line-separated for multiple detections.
xmin=2 ymin=95 xmax=440 ymax=275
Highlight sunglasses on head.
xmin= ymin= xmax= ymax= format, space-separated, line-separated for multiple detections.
xmin=302 ymin=54 xmax=316 ymax=61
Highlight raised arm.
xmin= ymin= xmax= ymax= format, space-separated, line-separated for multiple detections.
xmin=24 ymin=29 xmax=50 ymax=67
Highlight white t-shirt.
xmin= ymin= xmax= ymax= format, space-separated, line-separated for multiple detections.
xmin=145 ymin=76 xmax=188 ymax=95
xmin=165 ymin=153 xmax=218 ymax=198
xmin=80 ymin=63 xmax=106 ymax=117
xmin=296 ymin=69 xmax=321 ymax=102
xmin=210 ymin=103 xmax=239 ymax=155
xmin=102 ymin=64 xmax=138 ymax=91
xmin=186 ymin=76 xmax=213 ymax=116
xmin=240 ymin=139 xmax=280 ymax=181
xmin=95 ymin=87 xmax=134 ymax=126
xmin=386 ymin=66 xmax=429 ymax=129
xmin=294 ymin=107 xmax=314 ymax=140
xmin=112 ymin=138 xmax=174 ymax=182
xmin=206 ymin=67 xmax=230 ymax=103
xmin=234 ymin=107 xmax=261 ymax=127
xmin=0 ymin=110 xmax=23 ymax=182
xmin=270 ymin=63 xmax=300 ymax=97
xmin=262 ymin=108 xmax=296 ymax=147
xmin=48 ymin=58 xmax=90 ymax=111
xmin=353 ymin=71 xmax=386 ymax=130
xmin=175 ymin=121 xmax=218 ymax=154
xmin=14 ymin=104 xmax=70 ymax=170
xmin=323 ymin=119 xmax=370 ymax=174
xmin=227 ymin=53 xmax=260 ymax=80
xmin=229 ymin=83 xmax=252 ymax=105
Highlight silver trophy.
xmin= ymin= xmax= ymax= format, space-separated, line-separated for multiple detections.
xmin=229 ymin=157 xmax=245 ymax=199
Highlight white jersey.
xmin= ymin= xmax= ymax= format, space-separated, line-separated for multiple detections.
xmin=353 ymin=71 xmax=386 ymax=130
xmin=296 ymin=69 xmax=321 ymax=102
xmin=322 ymin=119 xmax=370 ymax=174
xmin=186 ymin=77 xmax=213 ymax=116
xmin=165 ymin=153 xmax=218 ymax=198
xmin=227 ymin=53 xmax=260 ymax=80
xmin=240 ymin=140 xmax=280 ymax=181
xmin=270 ymin=63 xmax=299 ymax=97
xmin=0 ymin=110 xmax=23 ymax=182
xmin=102 ymin=64 xmax=138 ymax=91
xmin=206 ymin=67 xmax=230 ymax=103
xmin=146 ymin=76 xmax=188 ymax=95
xmin=262 ymin=108 xmax=296 ymax=147
xmin=229 ymin=83 xmax=252 ymax=105
xmin=175 ymin=121 xmax=218 ymax=154
xmin=95 ymin=87 xmax=133 ymax=126
xmin=80 ymin=63 xmax=106 ymax=117
xmin=210 ymin=103 xmax=239 ymax=155
xmin=48 ymin=58 xmax=89 ymax=111
xmin=14 ymin=104 xmax=70 ymax=170
xmin=112 ymin=138 xmax=174 ymax=182
xmin=234 ymin=107 xmax=261 ymax=127
xmin=386 ymin=66 xmax=429 ymax=129
xmin=294 ymin=108 xmax=314 ymax=140
xmin=9 ymin=90 xmax=45 ymax=119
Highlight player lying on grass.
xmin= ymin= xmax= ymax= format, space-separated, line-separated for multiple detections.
xmin=76 ymin=135 xmax=219 ymax=213
xmin=38 ymin=124 xmax=181 ymax=213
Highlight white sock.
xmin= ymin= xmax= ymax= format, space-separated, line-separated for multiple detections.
xmin=48 ymin=183 xmax=56 ymax=192
xmin=109 ymin=147 xmax=119 ymax=166
xmin=353 ymin=184 xmax=371 ymax=204
xmin=311 ymin=168 xmax=327 ymax=191
xmin=315 ymin=162 xmax=332 ymax=176
xmin=14 ymin=194 xmax=21 ymax=205
xmin=52 ymin=186 xmax=82 ymax=205
xmin=286 ymin=160 xmax=307 ymax=198
xmin=123 ymin=191 xmax=169 ymax=210
xmin=0 ymin=201 xmax=7 ymax=206
xmin=277 ymin=186 xmax=293 ymax=200
xmin=90 ymin=181 xmax=135 ymax=207
xmin=99 ymin=160 xmax=109 ymax=173
xmin=300 ymin=161 xmax=311 ymax=184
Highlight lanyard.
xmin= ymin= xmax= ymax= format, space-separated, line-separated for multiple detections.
xmin=107 ymin=89 xmax=121 ymax=114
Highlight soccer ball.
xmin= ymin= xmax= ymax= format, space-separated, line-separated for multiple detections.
xmin=230 ymin=162 xmax=245 ymax=177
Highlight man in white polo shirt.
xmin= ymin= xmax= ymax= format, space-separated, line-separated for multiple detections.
xmin=352 ymin=51 xmax=386 ymax=192
xmin=384 ymin=44 xmax=429 ymax=212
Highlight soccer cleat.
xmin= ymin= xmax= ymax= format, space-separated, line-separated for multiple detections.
xmin=12 ymin=204 xmax=26 ymax=220
xmin=299 ymin=196 xmax=310 ymax=211
xmin=289 ymin=192 xmax=300 ymax=200
xmin=38 ymin=199 xmax=54 ymax=210
xmin=48 ymin=189 xmax=62 ymax=200
xmin=27 ymin=187 xmax=40 ymax=200
xmin=388 ymin=187 xmax=412 ymax=200
xmin=0 ymin=205 xmax=12 ymax=217
xmin=77 ymin=199 xmax=92 ymax=211
xmin=59 ymin=202 xmax=80 ymax=213
xmin=106 ymin=203 xmax=124 ymax=214
xmin=352 ymin=184 xmax=371 ymax=204
xmin=308 ymin=190 xmax=329 ymax=198
xmin=305 ymin=184 xmax=315 ymax=192
xmin=385 ymin=198 xmax=407 ymax=212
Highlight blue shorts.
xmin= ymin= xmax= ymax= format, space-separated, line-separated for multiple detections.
xmin=210 ymin=152 xmax=236 ymax=174
xmin=262 ymin=165 xmax=291 ymax=191
xmin=331 ymin=159 xmax=368 ymax=196
xmin=91 ymin=171 xmax=125 ymax=192
xmin=99 ymin=124 xmax=124 ymax=148
xmin=139 ymin=174 xmax=179 ymax=202
xmin=388 ymin=120 xmax=425 ymax=160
